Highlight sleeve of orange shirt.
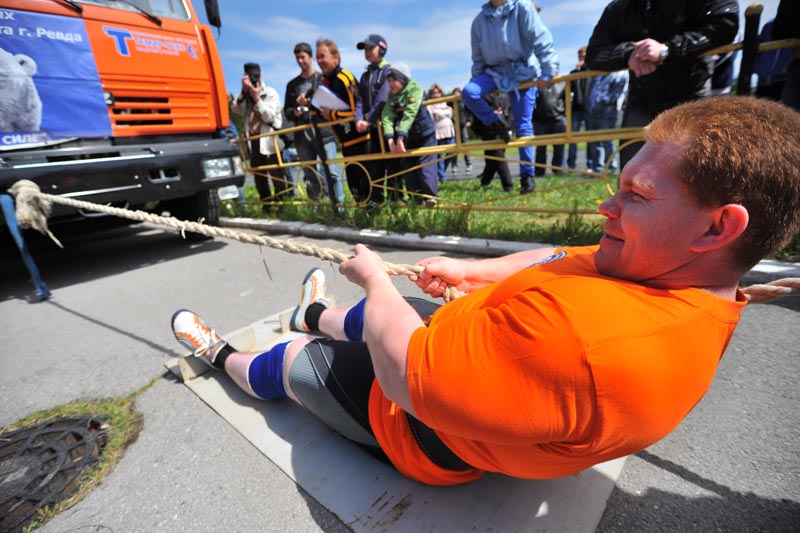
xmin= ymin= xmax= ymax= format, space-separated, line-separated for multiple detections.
xmin=406 ymin=284 xmax=596 ymax=447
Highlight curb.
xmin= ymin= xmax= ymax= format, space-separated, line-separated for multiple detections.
xmin=220 ymin=217 xmax=800 ymax=286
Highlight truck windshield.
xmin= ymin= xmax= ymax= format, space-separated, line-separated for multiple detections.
xmin=77 ymin=0 xmax=190 ymax=22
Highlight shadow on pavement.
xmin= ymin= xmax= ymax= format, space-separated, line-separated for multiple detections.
xmin=0 ymin=219 xmax=227 ymax=302
xmin=598 ymin=450 xmax=800 ymax=532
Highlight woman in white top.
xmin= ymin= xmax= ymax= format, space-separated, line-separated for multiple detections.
xmin=427 ymin=83 xmax=456 ymax=183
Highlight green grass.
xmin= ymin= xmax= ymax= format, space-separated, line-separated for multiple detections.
xmin=221 ymin=171 xmax=799 ymax=262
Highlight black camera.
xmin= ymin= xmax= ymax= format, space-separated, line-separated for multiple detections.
xmin=244 ymin=62 xmax=261 ymax=86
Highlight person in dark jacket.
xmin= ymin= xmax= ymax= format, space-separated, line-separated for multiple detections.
xmin=355 ymin=34 xmax=393 ymax=208
xmin=772 ymin=0 xmax=800 ymax=111
xmin=754 ymin=19 xmax=793 ymax=102
xmin=585 ymin=0 xmax=739 ymax=169
xmin=532 ymin=81 xmax=567 ymax=178
xmin=473 ymin=91 xmax=513 ymax=193
xmin=284 ymin=42 xmax=344 ymax=205
xmin=568 ymin=46 xmax=592 ymax=170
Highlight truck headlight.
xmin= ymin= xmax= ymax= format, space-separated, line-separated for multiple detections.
xmin=202 ymin=157 xmax=235 ymax=179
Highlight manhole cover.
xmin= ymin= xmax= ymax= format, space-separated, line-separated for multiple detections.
xmin=0 ymin=415 xmax=108 ymax=533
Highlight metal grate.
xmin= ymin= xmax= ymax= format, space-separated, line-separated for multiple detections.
xmin=0 ymin=416 xmax=108 ymax=533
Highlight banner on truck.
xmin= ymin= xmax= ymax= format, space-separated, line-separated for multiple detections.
xmin=0 ymin=8 xmax=112 ymax=149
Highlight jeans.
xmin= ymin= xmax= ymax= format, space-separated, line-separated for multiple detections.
xmin=402 ymin=133 xmax=438 ymax=200
xmin=458 ymin=125 xmax=472 ymax=167
xmin=437 ymin=136 xmax=455 ymax=182
xmin=567 ymin=108 xmax=590 ymax=169
xmin=533 ymin=116 xmax=566 ymax=177
xmin=586 ymin=111 xmax=619 ymax=172
xmin=281 ymin=147 xmax=298 ymax=196
xmin=462 ymin=73 xmax=536 ymax=176
xmin=295 ymin=132 xmax=344 ymax=205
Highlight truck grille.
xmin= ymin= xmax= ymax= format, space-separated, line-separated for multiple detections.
xmin=112 ymin=96 xmax=172 ymax=126
xmin=106 ymin=85 xmax=214 ymax=134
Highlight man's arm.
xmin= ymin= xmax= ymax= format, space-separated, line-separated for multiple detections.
xmin=395 ymin=85 xmax=422 ymax=138
xmin=522 ymin=3 xmax=559 ymax=82
xmin=414 ymin=246 xmax=558 ymax=298
xmin=283 ymin=80 xmax=297 ymax=126
xmin=662 ymin=0 xmax=739 ymax=62
xmin=254 ymin=86 xmax=281 ymax=127
xmin=354 ymin=74 xmax=366 ymax=123
xmin=470 ymin=19 xmax=486 ymax=79
xmin=366 ymin=71 xmax=390 ymax=126
xmin=339 ymin=245 xmax=422 ymax=415
xmin=585 ymin=3 xmax=634 ymax=72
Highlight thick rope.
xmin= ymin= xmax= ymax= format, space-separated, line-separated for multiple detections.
xmin=739 ymin=278 xmax=800 ymax=303
xmin=8 ymin=180 xmax=462 ymax=300
xmin=8 ymin=180 xmax=798 ymax=303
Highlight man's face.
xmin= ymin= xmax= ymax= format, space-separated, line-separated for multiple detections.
xmin=387 ymin=77 xmax=403 ymax=94
xmin=295 ymin=51 xmax=313 ymax=71
xmin=316 ymin=45 xmax=338 ymax=75
xmin=363 ymin=44 xmax=381 ymax=64
xmin=595 ymin=142 xmax=715 ymax=284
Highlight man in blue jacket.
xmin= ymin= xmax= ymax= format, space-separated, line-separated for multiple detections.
xmin=461 ymin=0 xmax=559 ymax=194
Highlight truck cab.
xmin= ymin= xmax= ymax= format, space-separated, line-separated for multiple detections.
xmin=0 ymin=0 xmax=244 ymax=226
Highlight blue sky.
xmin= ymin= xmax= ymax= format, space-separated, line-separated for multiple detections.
xmin=201 ymin=0 xmax=782 ymax=102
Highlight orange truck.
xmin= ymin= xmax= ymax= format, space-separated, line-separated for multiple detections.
xmin=0 ymin=0 xmax=243 ymax=227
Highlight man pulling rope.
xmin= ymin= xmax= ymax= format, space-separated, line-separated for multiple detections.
xmin=160 ymin=96 xmax=799 ymax=486
xmin=8 ymin=96 xmax=800 ymax=485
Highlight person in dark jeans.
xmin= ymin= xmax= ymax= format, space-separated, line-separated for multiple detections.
xmin=567 ymin=46 xmax=592 ymax=170
xmin=532 ymin=81 xmax=566 ymax=178
xmin=473 ymin=92 xmax=513 ymax=193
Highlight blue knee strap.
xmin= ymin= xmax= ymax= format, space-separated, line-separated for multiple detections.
xmin=247 ymin=341 xmax=290 ymax=400
xmin=343 ymin=298 xmax=366 ymax=342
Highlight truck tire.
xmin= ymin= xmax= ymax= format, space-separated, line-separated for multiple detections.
xmin=169 ymin=190 xmax=220 ymax=226
xmin=163 ymin=190 xmax=219 ymax=241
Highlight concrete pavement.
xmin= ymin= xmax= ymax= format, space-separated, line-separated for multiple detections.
xmin=2 ymin=218 xmax=798 ymax=532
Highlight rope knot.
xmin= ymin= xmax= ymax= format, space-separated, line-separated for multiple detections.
xmin=8 ymin=180 xmax=62 ymax=248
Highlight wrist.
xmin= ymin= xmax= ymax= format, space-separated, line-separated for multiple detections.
xmin=658 ymin=44 xmax=670 ymax=62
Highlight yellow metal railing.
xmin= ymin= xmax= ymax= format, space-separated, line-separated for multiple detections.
xmin=233 ymin=4 xmax=798 ymax=214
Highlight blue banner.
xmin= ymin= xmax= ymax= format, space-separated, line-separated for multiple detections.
xmin=0 ymin=8 xmax=112 ymax=149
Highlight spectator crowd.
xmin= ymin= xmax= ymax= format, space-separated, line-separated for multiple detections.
xmin=230 ymin=0 xmax=797 ymax=212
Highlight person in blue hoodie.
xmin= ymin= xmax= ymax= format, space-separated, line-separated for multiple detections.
xmin=461 ymin=0 xmax=559 ymax=194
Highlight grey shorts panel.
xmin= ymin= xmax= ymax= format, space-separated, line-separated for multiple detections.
xmin=288 ymin=344 xmax=379 ymax=448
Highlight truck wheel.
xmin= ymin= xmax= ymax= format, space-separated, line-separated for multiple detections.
xmin=166 ymin=190 xmax=220 ymax=241
xmin=168 ymin=190 xmax=220 ymax=225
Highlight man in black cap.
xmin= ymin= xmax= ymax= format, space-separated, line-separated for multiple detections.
xmin=354 ymin=34 xmax=394 ymax=210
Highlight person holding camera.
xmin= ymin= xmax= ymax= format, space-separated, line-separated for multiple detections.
xmin=284 ymin=43 xmax=344 ymax=206
xmin=232 ymin=62 xmax=287 ymax=214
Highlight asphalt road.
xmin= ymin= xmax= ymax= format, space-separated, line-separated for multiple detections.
xmin=1 ymin=219 xmax=798 ymax=532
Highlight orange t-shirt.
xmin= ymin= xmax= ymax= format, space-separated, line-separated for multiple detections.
xmin=368 ymin=245 xmax=746 ymax=485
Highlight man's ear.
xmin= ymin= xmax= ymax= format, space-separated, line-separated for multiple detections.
xmin=691 ymin=204 xmax=749 ymax=253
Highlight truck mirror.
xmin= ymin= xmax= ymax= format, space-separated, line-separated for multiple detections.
xmin=204 ymin=0 xmax=221 ymax=28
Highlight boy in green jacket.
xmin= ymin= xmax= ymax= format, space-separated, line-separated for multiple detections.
xmin=381 ymin=63 xmax=438 ymax=205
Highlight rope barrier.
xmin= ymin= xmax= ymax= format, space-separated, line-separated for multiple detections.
xmin=8 ymin=180 xmax=798 ymax=304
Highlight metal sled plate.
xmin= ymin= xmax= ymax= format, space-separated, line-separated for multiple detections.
xmin=165 ymin=309 xmax=626 ymax=532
